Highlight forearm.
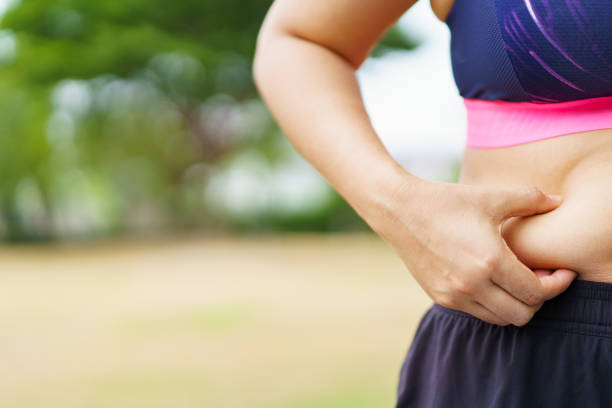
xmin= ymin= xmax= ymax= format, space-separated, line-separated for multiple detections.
xmin=253 ymin=31 xmax=424 ymax=230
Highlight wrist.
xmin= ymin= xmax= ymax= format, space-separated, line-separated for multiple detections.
xmin=342 ymin=157 xmax=429 ymax=235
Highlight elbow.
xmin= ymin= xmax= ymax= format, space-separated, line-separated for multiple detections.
xmin=252 ymin=29 xmax=290 ymax=96
xmin=252 ymin=50 xmax=274 ymax=100
xmin=252 ymin=46 xmax=265 ymax=93
xmin=252 ymin=36 xmax=262 ymax=88
xmin=252 ymin=28 xmax=275 ymax=94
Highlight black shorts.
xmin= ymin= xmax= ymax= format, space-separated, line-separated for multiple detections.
xmin=396 ymin=279 xmax=612 ymax=408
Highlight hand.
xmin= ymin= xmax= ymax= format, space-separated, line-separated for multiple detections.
xmin=375 ymin=179 xmax=577 ymax=326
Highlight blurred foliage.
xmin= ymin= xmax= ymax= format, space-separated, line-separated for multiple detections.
xmin=0 ymin=0 xmax=419 ymax=242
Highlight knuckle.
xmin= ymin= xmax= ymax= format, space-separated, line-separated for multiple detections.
xmin=523 ymin=185 xmax=544 ymax=201
xmin=435 ymin=292 xmax=458 ymax=309
xmin=476 ymin=314 xmax=495 ymax=324
xmin=512 ymin=318 xmax=529 ymax=327
xmin=467 ymin=185 xmax=493 ymax=207
xmin=477 ymin=254 xmax=499 ymax=272
xmin=482 ymin=315 xmax=505 ymax=326
xmin=478 ymin=312 xmax=509 ymax=326
xmin=524 ymin=291 xmax=544 ymax=306
xmin=453 ymin=276 xmax=476 ymax=296
xmin=511 ymin=309 xmax=535 ymax=327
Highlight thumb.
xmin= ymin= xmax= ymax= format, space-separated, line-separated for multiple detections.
xmin=492 ymin=186 xmax=562 ymax=222
xmin=538 ymin=268 xmax=577 ymax=301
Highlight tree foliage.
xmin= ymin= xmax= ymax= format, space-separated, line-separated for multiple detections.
xmin=0 ymin=0 xmax=418 ymax=241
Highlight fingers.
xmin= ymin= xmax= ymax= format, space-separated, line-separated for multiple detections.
xmin=475 ymin=282 xmax=542 ymax=326
xmin=489 ymin=186 xmax=562 ymax=223
xmin=489 ymin=246 xmax=544 ymax=306
xmin=481 ymin=269 xmax=576 ymax=326
xmin=442 ymin=296 xmax=511 ymax=326
xmin=490 ymin=250 xmax=577 ymax=307
xmin=488 ymin=235 xmax=575 ymax=307
xmin=438 ymin=268 xmax=574 ymax=327
xmin=467 ymin=300 xmax=511 ymax=326
xmin=482 ymin=243 xmax=577 ymax=324
xmin=537 ymin=268 xmax=577 ymax=300
xmin=532 ymin=269 xmax=552 ymax=279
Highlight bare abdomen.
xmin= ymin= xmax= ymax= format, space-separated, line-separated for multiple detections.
xmin=459 ymin=130 xmax=612 ymax=283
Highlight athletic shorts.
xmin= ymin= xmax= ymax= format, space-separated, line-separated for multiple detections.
xmin=396 ymin=279 xmax=612 ymax=408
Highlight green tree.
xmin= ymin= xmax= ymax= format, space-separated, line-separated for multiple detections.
xmin=0 ymin=0 xmax=418 ymax=241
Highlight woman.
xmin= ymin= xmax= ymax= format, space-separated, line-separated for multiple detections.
xmin=253 ymin=0 xmax=612 ymax=406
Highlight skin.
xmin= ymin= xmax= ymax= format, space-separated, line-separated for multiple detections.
xmin=434 ymin=0 xmax=612 ymax=283
xmin=252 ymin=0 xmax=595 ymax=326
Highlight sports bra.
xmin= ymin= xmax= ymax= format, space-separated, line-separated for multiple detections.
xmin=444 ymin=0 xmax=612 ymax=148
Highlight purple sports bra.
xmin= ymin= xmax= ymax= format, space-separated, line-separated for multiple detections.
xmin=444 ymin=0 xmax=612 ymax=148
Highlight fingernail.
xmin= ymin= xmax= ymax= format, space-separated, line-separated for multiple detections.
xmin=548 ymin=194 xmax=562 ymax=203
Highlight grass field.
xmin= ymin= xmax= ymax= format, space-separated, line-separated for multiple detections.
xmin=0 ymin=233 xmax=432 ymax=407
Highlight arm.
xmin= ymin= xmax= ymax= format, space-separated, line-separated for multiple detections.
xmin=253 ymin=0 xmax=421 ymax=232
xmin=253 ymin=0 xmax=576 ymax=326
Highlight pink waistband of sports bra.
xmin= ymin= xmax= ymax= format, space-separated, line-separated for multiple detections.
xmin=464 ymin=96 xmax=612 ymax=149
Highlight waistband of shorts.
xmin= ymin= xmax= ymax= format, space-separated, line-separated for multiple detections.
xmin=531 ymin=279 xmax=612 ymax=336
xmin=434 ymin=279 xmax=612 ymax=337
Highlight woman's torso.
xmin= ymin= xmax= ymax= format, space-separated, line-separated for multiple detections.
xmin=431 ymin=0 xmax=612 ymax=283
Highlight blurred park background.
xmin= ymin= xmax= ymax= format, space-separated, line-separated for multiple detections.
xmin=0 ymin=0 xmax=464 ymax=406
